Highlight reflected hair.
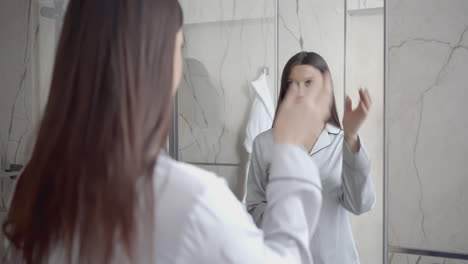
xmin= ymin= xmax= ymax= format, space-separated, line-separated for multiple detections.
xmin=273 ymin=51 xmax=341 ymax=129
xmin=3 ymin=0 xmax=183 ymax=263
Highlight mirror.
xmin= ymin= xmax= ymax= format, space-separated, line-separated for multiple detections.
xmin=177 ymin=0 xmax=384 ymax=263
xmin=0 ymin=0 xmax=385 ymax=262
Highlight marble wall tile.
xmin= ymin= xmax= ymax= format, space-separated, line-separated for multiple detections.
xmin=178 ymin=3 xmax=276 ymax=167
xmin=346 ymin=11 xmax=384 ymax=264
xmin=0 ymin=1 xmax=60 ymax=255
xmin=388 ymin=0 xmax=468 ymax=48
xmin=179 ymin=0 xmax=275 ymax=24
xmin=0 ymin=0 xmax=39 ymax=254
xmin=0 ymin=0 xmax=36 ymax=170
xmin=0 ymin=0 xmax=59 ymax=197
xmin=178 ymin=1 xmax=276 ymax=197
xmin=388 ymin=0 xmax=468 ymax=253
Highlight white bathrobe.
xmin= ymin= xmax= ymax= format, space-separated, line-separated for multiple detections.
xmin=242 ymin=72 xmax=275 ymax=201
xmin=38 ymin=146 xmax=323 ymax=263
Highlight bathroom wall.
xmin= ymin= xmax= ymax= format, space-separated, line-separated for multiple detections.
xmin=0 ymin=0 xmax=60 ymax=257
xmin=387 ymin=0 xmax=468 ymax=262
xmin=346 ymin=7 xmax=384 ymax=264
xmin=0 ymin=0 xmax=35 ymax=257
xmin=0 ymin=0 xmax=59 ymax=169
xmin=0 ymin=0 xmax=35 ymax=181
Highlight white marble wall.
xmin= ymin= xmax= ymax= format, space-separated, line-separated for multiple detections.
xmin=0 ymin=0 xmax=60 ymax=256
xmin=179 ymin=0 xmax=274 ymax=24
xmin=0 ymin=0 xmax=38 ymax=212
xmin=0 ymin=0 xmax=35 ymax=257
xmin=346 ymin=10 xmax=384 ymax=264
xmin=0 ymin=0 xmax=59 ymax=189
xmin=0 ymin=0 xmax=35 ymax=174
xmin=387 ymin=0 xmax=468 ymax=258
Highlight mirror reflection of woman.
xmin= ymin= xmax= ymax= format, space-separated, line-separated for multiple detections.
xmin=247 ymin=52 xmax=376 ymax=264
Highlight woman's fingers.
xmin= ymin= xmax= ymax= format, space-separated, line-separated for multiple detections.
xmin=359 ymin=99 xmax=368 ymax=115
xmin=345 ymin=95 xmax=352 ymax=112
xmin=359 ymin=88 xmax=371 ymax=110
xmin=274 ymin=74 xmax=329 ymax=146
xmin=281 ymin=82 xmax=299 ymax=108
xmin=365 ymin=88 xmax=373 ymax=106
xmin=362 ymin=88 xmax=373 ymax=108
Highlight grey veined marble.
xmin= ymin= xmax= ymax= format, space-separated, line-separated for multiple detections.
xmin=387 ymin=0 xmax=468 ymax=254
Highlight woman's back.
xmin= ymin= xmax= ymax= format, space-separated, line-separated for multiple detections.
xmin=40 ymin=148 xmax=322 ymax=264
xmin=152 ymin=149 xmax=323 ymax=264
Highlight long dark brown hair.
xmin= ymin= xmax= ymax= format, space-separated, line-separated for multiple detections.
xmin=273 ymin=51 xmax=342 ymax=128
xmin=3 ymin=0 xmax=183 ymax=263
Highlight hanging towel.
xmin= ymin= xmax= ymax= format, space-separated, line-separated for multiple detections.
xmin=242 ymin=72 xmax=275 ymax=202
xmin=243 ymin=73 xmax=275 ymax=153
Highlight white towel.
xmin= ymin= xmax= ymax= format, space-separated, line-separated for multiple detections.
xmin=242 ymin=72 xmax=275 ymax=202
xmin=243 ymin=73 xmax=275 ymax=153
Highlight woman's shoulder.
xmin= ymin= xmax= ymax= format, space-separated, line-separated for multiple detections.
xmin=155 ymin=155 xmax=222 ymax=196
xmin=153 ymin=155 xmax=240 ymax=261
xmin=252 ymin=128 xmax=274 ymax=147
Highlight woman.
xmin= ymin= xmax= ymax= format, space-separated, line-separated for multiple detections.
xmin=246 ymin=51 xmax=376 ymax=264
xmin=2 ymin=1 xmax=334 ymax=263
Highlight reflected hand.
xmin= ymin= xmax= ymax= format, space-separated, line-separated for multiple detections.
xmin=343 ymin=88 xmax=372 ymax=152
xmin=274 ymin=73 xmax=333 ymax=149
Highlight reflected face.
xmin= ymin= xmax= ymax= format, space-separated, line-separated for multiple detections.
xmin=287 ymin=65 xmax=324 ymax=97
xmin=172 ymin=29 xmax=184 ymax=94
